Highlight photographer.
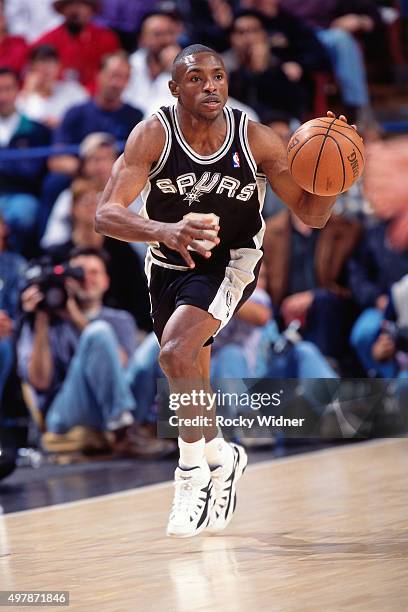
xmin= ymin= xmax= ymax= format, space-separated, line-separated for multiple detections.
xmin=16 ymin=247 xmax=172 ymax=458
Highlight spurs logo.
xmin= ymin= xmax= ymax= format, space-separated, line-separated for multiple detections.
xmin=156 ymin=172 xmax=256 ymax=203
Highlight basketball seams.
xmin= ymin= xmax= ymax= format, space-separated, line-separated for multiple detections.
xmin=327 ymin=135 xmax=346 ymax=193
xmin=310 ymin=118 xmax=357 ymax=132
xmin=312 ymin=118 xmax=337 ymax=194
xmin=289 ymin=134 xmax=325 ymax=173
xmin=321 ymin=127 xmax=365 ymax=161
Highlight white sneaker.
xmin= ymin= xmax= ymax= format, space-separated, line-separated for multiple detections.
xmin=166 ymin=462 xmax=214 ymax=538
xmin=206 ymin=443 xmax=247 ymax=534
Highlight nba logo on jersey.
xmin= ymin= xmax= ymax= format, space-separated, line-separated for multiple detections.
xmin=232 ymin=151 xmax=240 ymax=168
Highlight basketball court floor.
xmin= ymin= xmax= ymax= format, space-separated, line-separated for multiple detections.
xmin=1 ymin=438 xmax=407 ymax=611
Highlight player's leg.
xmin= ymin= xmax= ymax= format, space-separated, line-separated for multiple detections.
xmin=197 ymin=343 xmax=248 ymax=534
xmin=159 ymin=305 xmax=220 ymax=537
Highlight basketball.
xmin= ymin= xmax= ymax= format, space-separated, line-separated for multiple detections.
xmin=287 ymin=117 xmax=365 ymax=196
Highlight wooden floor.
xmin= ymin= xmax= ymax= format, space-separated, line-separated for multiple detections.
xmin=1 ymin=439 xmax=408 ymax=612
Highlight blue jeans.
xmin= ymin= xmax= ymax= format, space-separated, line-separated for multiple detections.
xmin=0 ymin=194 xmax=40 ymax=254
xmin=0 ymin=338 xmax=13 ymax=403
xmin=317 ymin=28 xmax=369 ymax=107
xmin=350 ymin=308 xmax=398 ymax=377
xmin=46 ymin=321 xmax=136 ymax=434
xmin=126 ymin=332 xmax=161 ymax=423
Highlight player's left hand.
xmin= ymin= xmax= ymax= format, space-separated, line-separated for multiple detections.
xmin=327 ymin=110 xmax=357 ymax=132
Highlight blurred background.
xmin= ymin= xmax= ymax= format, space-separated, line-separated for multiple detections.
xmin=0 ymin=0 xmax=407 ymax=511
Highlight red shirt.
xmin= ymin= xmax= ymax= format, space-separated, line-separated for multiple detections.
xmin=32 ymin=23 xmax=120 ymax=92
xmin=0 ymin=35 xmax=28 ymax=75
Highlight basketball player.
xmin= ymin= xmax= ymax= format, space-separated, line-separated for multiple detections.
xmin=96 ymin=44 xmax=357 ymax=538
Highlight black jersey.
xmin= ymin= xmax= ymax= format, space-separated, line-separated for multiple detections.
xmin=140 ymin=105 xmax=267 ymax=271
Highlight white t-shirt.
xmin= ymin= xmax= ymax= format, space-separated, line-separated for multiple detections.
xmin=41 ymin=188 xmax=72 ymax=249
xmin=123 ymin=49 xmax=172 ymax=117
xmin=17 ymin=81 xmax=89 ymax=125
xmin=123 ymin=49 xmax=260 ymax=121
xmin=5 ymin=0 xmax=63 ymax=42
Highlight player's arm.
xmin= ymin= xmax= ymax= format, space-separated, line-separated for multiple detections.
xmin=95 ymin=116 xmax=220 ymax=268
xmin=248 ymin=117 xmax=339 ymax=229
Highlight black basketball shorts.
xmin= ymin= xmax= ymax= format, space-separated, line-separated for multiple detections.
xmin=145 ymin=249 xmax=262 ymax=347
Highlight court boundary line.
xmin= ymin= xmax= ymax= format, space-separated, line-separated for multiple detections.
xmin=2 ymin=438 xmax=401 ymax=518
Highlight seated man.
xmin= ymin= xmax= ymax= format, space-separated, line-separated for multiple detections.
xmin=17 ymin=44 xmax=89 ymax=128
xmin=284 ymin=0 xmax=384 ymax=120
xmin=349 ymin=213 xmax=408 ymax=377
xmin=16 ymin=247 xmax=172 ymax=458
xmin=0 ymin=67 xmax=51 ymax=255
xmin=48 ymin=51 xmax=143 ymax=177
xmin=32 ymin=0 xmax=119 ymax=92
xmin=0 ymin=215 xmax=26 ymax=404
xmin=263 ymin=209 xmax=361 ymax=365
xmin=123 ymin=10 xmax=183 ymax=117
xmin=43 ymin=51 xmax=144 ymax=225
xmin=44 ymin=177 xmax=151 ymax=331
xmin=41 ymin=132 xmax=119 ymax=248
xmin=370 ymin=275 xmax=408 ymax=379
xmin=224 ymin=10 xmax=311 ymax=120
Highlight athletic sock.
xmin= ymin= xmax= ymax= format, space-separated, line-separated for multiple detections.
xmin=178 ymin=436 xmax=205 ymax=470
xmin=205 ymin=431 xmax=233 ymax=469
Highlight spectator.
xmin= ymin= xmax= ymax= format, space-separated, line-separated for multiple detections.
xmin=368 ymin=274 xmax=408 ymax=378
xmin=263 ymin=210 xmax=362 ymax=364
xmin=239 ymin=0 xmax=330 ymax=75
xmin=179 ymin=0 xmax=239 ymax=52
xmin=96 ymin=0 xmax=152 ymax=52
xmin=224 ymin=10 xmax=308 ymax=119
xmin=45 ymin=178 xmax=151 ymax=331
xmin=49 ymin=51 xmax=142 ymax=178
xmin=352 ymin=274 xmax=408 ymax=379
xmin=283 ymin=0 xmax=382 ymax=120
xmin=17 ymin=45 xmax=88 ymax=128
xmin=4 ymin=0 xmax=62 ymax=43
xmin=0 ymin=67 xmax=51 ymax=255
xmin=32 ymin=0 xmax=120 ymax=93
xmin=42 ymin=132 xmax=117 ymax=249
xmin=0 ymin=0 xmax=28 ymax=76
xmin=349 ymin=216 xmax=408 ymax=375
xmin=0 ymin=215 xmax=26 ymax=404
xmin=212 ymin=264 xmax=339 ymax=379
xmin=17 ymin=247 xmax=171 ymax=457
xmin=123 ymin=10 xmax=183 ymax=116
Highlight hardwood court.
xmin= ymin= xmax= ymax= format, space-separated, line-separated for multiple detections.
xmin=1 ymin=439 xmax=407 ymax=611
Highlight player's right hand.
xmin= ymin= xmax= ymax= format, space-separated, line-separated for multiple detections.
xmin=160 ymin=219 xmax=220 ymax=268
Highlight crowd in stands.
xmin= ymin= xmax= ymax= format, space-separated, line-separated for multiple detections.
xmin=0 ymin=0 xmax=407 ymax=458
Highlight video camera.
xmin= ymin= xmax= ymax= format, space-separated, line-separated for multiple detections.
xmin=24 ymin=259 xmax=85 ymax=313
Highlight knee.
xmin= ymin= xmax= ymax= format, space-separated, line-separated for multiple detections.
xmin=159 ymin=340 xmax=198 ymax=378
xmin=80 ymin=321 xmax=116 ymax=351
xmin=294 ymin=341 xmax=320 ymax=360
xmin=326 ymin=27 xmax=354 ymax=48
xmin=350 ymin=309 xmax=383 ymax=348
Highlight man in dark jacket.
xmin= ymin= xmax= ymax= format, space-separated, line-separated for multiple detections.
xmin=263 ymin=209 xmax=361 ymax=362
